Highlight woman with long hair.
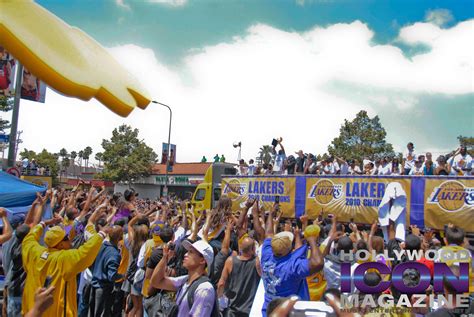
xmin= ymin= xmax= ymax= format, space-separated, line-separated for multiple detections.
xmin=122 ymin=215 xmax=149 ymax=317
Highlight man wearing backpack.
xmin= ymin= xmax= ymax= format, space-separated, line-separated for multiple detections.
xmin=150 ymin=239 xmax=217 ymax=317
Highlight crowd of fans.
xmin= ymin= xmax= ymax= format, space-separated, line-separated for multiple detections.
xmin=0 ymin=181 xmax=473 ymax=316
xmin=237 ymin=141 xmax=473 ymax=177
xmin=18 ymin=158 xmax=51 ymax=176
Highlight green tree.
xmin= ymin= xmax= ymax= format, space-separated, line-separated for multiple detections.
xmin=95 ymin=152 xmax=103 ymax=167
xmin=100 ymin=125 xmax=157 ymax=184
xmin=458 ymin=135 xmax=474 ymax=150
xmin=19 ymin=148 xmax=37 ymax=160
xmin=70 ymin=151 xmax=77 ymax=174
xmin=36 ymin=149 xmax=60 ymax=179
xmin=0 ymin=96 xmax=13 ymax=132
xmin=78 ymin=150 xmax=84 ymax=170
xmin=19 ymin=148 xmax=60 ymax=184
xmin=328 ymin=110 xmax=395 ymax=162
xmin=59 ymin=148 xmax=68 ymax=159
xmin=258 ymin=145 xmax=273 ymax=165
xmin=62 ymin=157 xmax=71 ymax=170
xmin=58 ymin=148 xmax=69 ymax=177
xmin=83 ymin=146 xmax=93 ymax=168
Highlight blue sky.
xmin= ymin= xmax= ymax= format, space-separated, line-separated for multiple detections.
xmin=16 ymin=0 xmax=474 ymax=162
xmin=38 ymin=0 xmax=474 ymax=64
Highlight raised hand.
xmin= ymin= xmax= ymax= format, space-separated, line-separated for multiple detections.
xmin=410 ymin=225 xmax=421 ymax=236
xmin=44 ymin=215 xmax=63 ymax=227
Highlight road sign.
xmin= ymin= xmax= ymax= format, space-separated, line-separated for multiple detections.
xmin=0 ymin=134 xmax=9 ymax=143
xmin=7 ymin=167 xmax=20 ymax=177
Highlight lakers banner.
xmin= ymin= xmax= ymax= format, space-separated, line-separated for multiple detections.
xmin=21 ymin=175 xmax=52 ymax=189
xmin=305 ymin=177 xmax=412 ymax=224
xmin=424 ymin=178 xmax=474 ymax=231
xmin=222 ymin=177 xmax=296 ymax=217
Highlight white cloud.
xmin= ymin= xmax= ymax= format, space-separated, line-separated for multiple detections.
xmin=16 ymin=19 xmax=474 ymax=163
xmin=425 ymin=9 xmax=453 ymax=26
xmin=147 ymin=0 xmax=187 ymax=7
xmin=115 ymin=0 xmax=131 ymax=10
xmin=296 ymin=0 xmax=333 ymax=6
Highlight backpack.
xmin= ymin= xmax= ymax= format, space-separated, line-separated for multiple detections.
xmin=169 ymin=275 xmax=220 ymax=317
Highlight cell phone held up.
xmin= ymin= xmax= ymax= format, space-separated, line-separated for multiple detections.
xmin=44 ymin=275 xmax=52 ymax=288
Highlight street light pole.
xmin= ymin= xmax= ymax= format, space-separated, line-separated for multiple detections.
xmin=7 ymin=62 xmax=23 ymax=168
xmin=152 ymin=101 xmax=172 ymax=197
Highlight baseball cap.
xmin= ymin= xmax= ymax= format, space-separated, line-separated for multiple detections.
xmin=44 ymin=226 xmax=67 ymax=248
xmin=124 ymin=188 xmax=138 ymax=201
xmin=9 ymin=212 xmax=26 ymax=227
xmin=182 ymin=239 xmax=214 ymax=270
xmin=151 ymin=222 xmax=164 ymax=243
xmin=271 ymin=232 xmax=294 ymax=257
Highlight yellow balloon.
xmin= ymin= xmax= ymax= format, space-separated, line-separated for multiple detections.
xmin=0 ymin=0 xmax=151 ymax=117
xmin=304 ymin=224 xmax=321 ymax=239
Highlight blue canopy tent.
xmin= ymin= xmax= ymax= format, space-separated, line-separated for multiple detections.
xmin=0 ymin=171 xmax=49 ymax=225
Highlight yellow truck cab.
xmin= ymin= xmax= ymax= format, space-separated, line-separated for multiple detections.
xmin=191 ymin=163 xmax=237 ymax=214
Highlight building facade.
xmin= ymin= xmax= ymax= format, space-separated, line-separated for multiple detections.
xmin=114 ymin=162 xmax=212 ymax=199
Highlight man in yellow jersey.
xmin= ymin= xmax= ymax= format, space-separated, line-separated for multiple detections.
xmin=22 ymin=205 xmax=109 ymax=317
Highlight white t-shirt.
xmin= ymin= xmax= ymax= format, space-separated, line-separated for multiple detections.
xmin=273 ymin=154 xmax=286 ymax=172
xmin=378 ymin=163 xmax=391 ymax=176
xmin=404 ymin=151 xmax=417 ymax=170
xmin=237 ymin=166 xmax=248 ymax=176
xmin=409 ymin=165 xmax=424 ymax=176
xmin=451 ymin=154 xmax=473 ymax=176
xmin=248 ymin=165 xmax=256 ymax=176
xmin=348 ymin=166 xmax=362 ymax=175
xmin=324 ymin=162 xmax=340 ymax=174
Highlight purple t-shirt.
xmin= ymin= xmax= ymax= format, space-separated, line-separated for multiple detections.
xmin=112 ymin=207 xmax=131 ymax=223
xmin=170 ymin=275 xmax=215 ymax=317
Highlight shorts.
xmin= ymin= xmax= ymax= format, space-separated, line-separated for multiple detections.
xmin=122 ymin=279 xmax=141 ymax=296
xmin=121 ymin=280 xmax=132 ymax=293
xmin=131 ymin=282 xmax=142 ymax=296
xmin=7 ymin=295 xmax=22 ymax=317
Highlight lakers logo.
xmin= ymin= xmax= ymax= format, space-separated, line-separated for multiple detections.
xmin=223 ymin=179 xmax=247 ymax=199
xmin=428 ymin=181 xmax=474 ymax=212
xmin=308 ymin=179 xmax=343 ymax=205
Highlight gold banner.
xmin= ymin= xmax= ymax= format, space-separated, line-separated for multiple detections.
xmin=21 ymin=175 xmax=52 ymax=189
xmin=222 ymin=177 xmax=296 ymax=218
xmin=305 ymin=177 xmax=412 ymax=224
xmin=424 ymin=178 xmax=474 ymax=231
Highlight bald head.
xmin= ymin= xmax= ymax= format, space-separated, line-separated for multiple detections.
xmin=109 ymin=226 xmax=123 ymax=245
xmin=240 ymin=237 xmax=255 ymax=255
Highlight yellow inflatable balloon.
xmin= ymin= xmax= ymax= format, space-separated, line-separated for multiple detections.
xmin=303 ymin=224 xmax=321 ymax=239
xmin=0 ymin=0 xmax=151 ymax=117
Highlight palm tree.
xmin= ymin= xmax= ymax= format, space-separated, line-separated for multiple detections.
xmin=258 ymin=145 xmax=273 ymax=165
xmin=59 ymin=148 xmax=68 ymax=159
xmin=70 ymin=151 xmax=77 ymax=175
xmin=83 ymin=146 xmax=93 ymax=168
xmin=58 ymin=148 xmax=68 ymax=177
xmin=78 ymin=150 xmax=84 ymax=171
xmin=95 ymin=152 xmax=103 ymax=167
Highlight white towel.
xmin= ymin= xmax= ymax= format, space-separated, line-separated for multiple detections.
xmin=378 ymin=182 xmax=407 ymax=241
